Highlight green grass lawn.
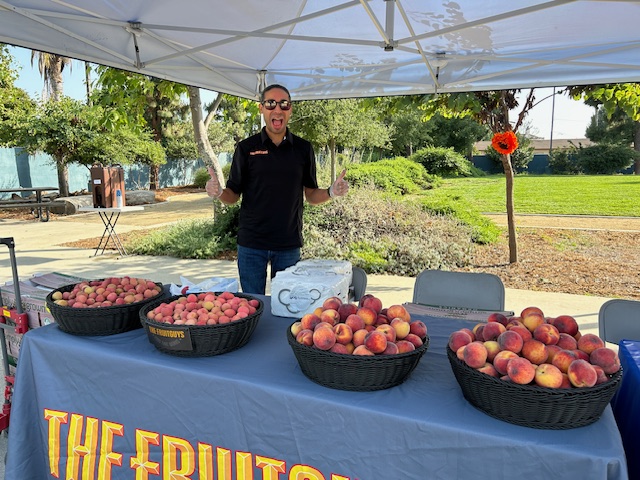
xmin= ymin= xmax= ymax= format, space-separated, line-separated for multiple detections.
xmin=427 ymin=175 xmax=640 ymax=217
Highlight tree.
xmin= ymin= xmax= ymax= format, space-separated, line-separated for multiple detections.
xmin=290 ymin=99 xmax=391 ymax=181
xmin=0 ymin=44 xmax=36 ymax=145
xmin=30 ymin=51 xmax=72 ymax=102
xmin=567 ymin=84 xmax=640 ymax=174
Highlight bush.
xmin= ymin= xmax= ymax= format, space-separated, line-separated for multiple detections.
xmin=575 ymin=144 xmax=637 ymax=174
xmin=409 ymin=146 xmax=476 ymax=177
xmin=193 ymin=167 xmax=210 ymax=188
xmin=345 ymin=157 xmax=439 ymax=195
xmin=548 ymin=147 xmax=580 ymax=174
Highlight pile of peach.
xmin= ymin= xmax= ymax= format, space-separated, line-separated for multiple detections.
xmin=145 ymin=291 xmax=260 ymax=325
xmin=449 ymin=306 xmax=621 ymax=388
xmin=50 ymin=276 xmax=162 ymax=308
xmin=291 ymin=294 xmax=427 ymax=355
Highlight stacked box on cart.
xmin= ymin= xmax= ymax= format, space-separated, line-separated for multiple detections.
xmin=1 ymin=282 xmax=55 ymax=329
xmin=27 ymin=271 xmax=86 ymax=290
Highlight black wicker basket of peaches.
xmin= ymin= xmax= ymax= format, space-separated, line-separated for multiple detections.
xmin=287 ymin=294 xmax=430 ymax=391
xmin=446 ymin=306 xmax=622 ymax=429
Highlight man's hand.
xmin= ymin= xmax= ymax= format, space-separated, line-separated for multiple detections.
xmin=330 ymin=169 xmax=349 ymax=197
xmin=205 ymin=167 xmax=223 ymax=198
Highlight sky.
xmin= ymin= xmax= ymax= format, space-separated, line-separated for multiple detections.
xmin=9 ymin=45 xmax=595 ymax=140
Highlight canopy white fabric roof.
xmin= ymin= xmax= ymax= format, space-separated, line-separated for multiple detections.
xmin=1 ymin=1 xmax=640 ymax=100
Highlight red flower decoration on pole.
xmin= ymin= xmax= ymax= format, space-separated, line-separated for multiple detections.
xmin=491 ymin=131 xmax=518 ymax=155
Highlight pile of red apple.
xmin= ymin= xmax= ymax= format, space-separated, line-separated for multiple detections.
xmin=291 ymin=294 xmax=427 ymax=355
xmin=448 ymin=306 xmax=621 ymax=388
xmin=145 ymin=291 xmax=260 ymax=326
xmin=51 ymin=276 xmax=162 ymax=308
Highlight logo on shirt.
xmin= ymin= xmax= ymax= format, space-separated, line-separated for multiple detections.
xmin=250 ymin=150 xmax=269 ymax=155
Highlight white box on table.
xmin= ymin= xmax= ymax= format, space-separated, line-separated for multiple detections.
xmin=270 ymin=259 xmax=352 ymax=318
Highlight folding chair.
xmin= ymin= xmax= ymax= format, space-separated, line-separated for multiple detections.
xmin=598 ymin=299 xmax=640 ymax=345
xmin=350 ymin=267 xmax=368 ymax=303
xmin=412 ymin=269 xmax=505 ymax=311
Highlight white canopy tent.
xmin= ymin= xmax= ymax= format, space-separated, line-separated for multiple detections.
xmin=1 ymin=0 xmax=639 ymax=100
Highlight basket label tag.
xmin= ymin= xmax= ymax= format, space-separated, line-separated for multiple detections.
xmin=147 ymin=325 xmax=193 ymax=351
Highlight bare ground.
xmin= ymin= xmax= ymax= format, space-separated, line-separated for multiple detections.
xmin=3 ymin=187 xmax=639 ymax=301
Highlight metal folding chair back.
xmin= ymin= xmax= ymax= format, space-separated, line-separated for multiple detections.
xmin=351 ymin=267 xmax=368 ymax=303
xmin=598 ymin=299 xmax=640 ymax=345
xmin=412 ymin=269 xmax=505 ymax=311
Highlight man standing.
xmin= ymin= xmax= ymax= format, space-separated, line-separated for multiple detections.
xmin=206 ymin=84 xmax=349 ymax=294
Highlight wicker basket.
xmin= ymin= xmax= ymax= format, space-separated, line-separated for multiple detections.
xmin=45 ymin=281 xmax=164 ymax=336
xmin=139 ymin=293 xmax=263 ymax=357
xmin=446 ymin=346 xmax=623 ymax=429
xmin=287 ymin=325 xmax=429 ymax=391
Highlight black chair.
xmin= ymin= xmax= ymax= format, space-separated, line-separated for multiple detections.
xmin=350 ymin=267 xmax=368 ymax=303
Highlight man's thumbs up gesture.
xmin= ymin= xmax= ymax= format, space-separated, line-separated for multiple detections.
xmin=329 ymin=169 xmax=349 ymax=198
xmin=205 ymin=167 xmax=224 ymax=198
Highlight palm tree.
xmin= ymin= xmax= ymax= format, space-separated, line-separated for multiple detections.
xmin=30 ymin=51 xmax=71 ymax=102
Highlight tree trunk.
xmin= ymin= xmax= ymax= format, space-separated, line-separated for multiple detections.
xmin=149 ymin=165 xmax=159 ymax=190
xmin=187 ymin=86 xmax=224 ymax=185
xmin=56 ymin=156 xmax=70 ymax=197
xmin=85 ymin=62 xmax=92 ymax=106
xmin=329 ymin=138 xmax=337 ymax=182
xmin=50 ymin=57 xmax=65 ymax=103
xmin=634 ymin=120 xmax=640 ymax=175
xmin=502 ymin=153 xmax=518 ymax=263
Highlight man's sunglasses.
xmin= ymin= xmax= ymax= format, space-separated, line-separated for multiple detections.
xmin=261 ymin=99 xmax=292 ymax=111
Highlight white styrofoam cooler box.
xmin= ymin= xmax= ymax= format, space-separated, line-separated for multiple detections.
xmin=271 ymin=259 xmax=352 ymax=318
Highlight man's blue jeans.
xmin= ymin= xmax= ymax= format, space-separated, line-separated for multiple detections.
xmin=237 ymin=245 xmax=300 ymax=295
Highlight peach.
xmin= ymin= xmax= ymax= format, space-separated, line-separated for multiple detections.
xmin=391 ymin=318 xmax=411 ymax=340
xmin=477 ymin=362 xmax=500 ymax=377
xmin=493 ymin=350 xmax=519 ymax=376
xmin=386 ymin=304 xmax=411 ymax=323
xmin=483 ymin=340 xmax=501 ymax=363
xmin=521 ymin=339 xmax=549 ymax=365
xmin=520 ymin=306 xmax=544 ymax=318
xmin=337 ymin=303 xmax=358 ymax=322
xmin=533 ymin=323 xmax=560 ymax=346
xmin=509 ymin=325 xmax=532 ymax=342
xmin=589 ymin=347 xmax=621 ymax=374
xmin=359 ymin=294 xmax=383 ymax=314
xmin=460 ymin=328 xmax=475 ymax=341
xmin=456 ymin=345 xmax=466 ymax=361
xmin=463 ymin=341 xmax=488 ymax=369
xmin=334 ymin=323 xmax=353 ymax=345
xmin=364 ymin=330 xmax=387 ymax=354
xmin=290 ymin=321 xmax=303 ymax=337
xmin=409 ymin=320 xmax=428 ymax=339
xmin=567 ymin=359 xmax=598 ymax=388
xmin=546 ymin=344 xmax=562 ymax=363
xmin=375 ymin=315 xmax=389 ymax=326
xmin=556 ymin=333 xmax=578 ymax=350
xmin=300 ymin=313 xmax=322 ymax=331
xmin=552 ymin=314 xmax=579 ymax=337
xmin=312 ymin=327 xmax=336 ymax=350
xmin=320 ymin=308 xmax=340 ymax=326
xmin=534 ymin=363 xmax=564 ymax=388
xmin=352 ymin=329 xmax=368 ymax=347
xmin=296 ymin=329 xmax=314 ymax=346
xmin=322 ymin=296 xmax=342 ymax=311
xmin=592 ymin=365 xmax=610 ymax=385
xmin=506 ymin=318 xmax=524 ymax=329
xmin=381 ymin=342 xmax=400 ymax=355
xmin=353 ymin=345 xmax=375 ymax=355
xmin=396 ymin=340 xmax=416 ymax=353
xmin=376 ymin=324 xmax=397 ymax=343
xmin=560 ymin=373 xmax=572 ymax=388
xmin=572 ymin=349 xmax=590 ymax=362
xmin=507 ymin=357 xmax=536 ymax=385
xmin=487 ymin=312 xmax=509 ymax=326
xmin=551 ymin=349 xmax=579 ymax=373
xmin=482 ymin=321 xmax=506 ymax=341
xmin=356 ymin=307 xmax=378 ymax=326
xmin=405 ymin=333 xmax=424 ymax=348
xmin=577 ymin=333 xmax=605 ymax=355
xmin=522 ymin=312 xmax=545 ymax=333
xmin=497 ymin=330 xmax=524 ymax=354
xmin=329 ymin=343 xmax=349 ymax=354
xmin=345 ymin=314 xmax=366 ymax=332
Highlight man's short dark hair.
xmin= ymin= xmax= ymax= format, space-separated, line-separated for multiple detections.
xmin=261 ymin=84 xmax=291 ymax=102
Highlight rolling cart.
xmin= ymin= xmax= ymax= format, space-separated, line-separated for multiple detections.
xmin=0 ymin=238 xmax=30 ymax=433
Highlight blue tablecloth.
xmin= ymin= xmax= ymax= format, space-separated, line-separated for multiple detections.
xmin=5 ymin=297 xmax=628 ymax=479
xmin=612 ymin=340 xmax=640 ymax=480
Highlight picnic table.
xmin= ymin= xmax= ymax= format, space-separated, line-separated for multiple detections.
xmin=0 ymin=187 xmax=61 ymax=222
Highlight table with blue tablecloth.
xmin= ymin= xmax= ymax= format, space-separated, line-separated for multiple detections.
xmin=5 ymin=296 xmax=628 ymax=479
xmin=612 ymin=339 xmax=640 ymax=480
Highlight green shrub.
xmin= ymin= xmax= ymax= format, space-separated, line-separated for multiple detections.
xmin=548 ymin=147 xmax=580 ymax=174
xmin=409 ymin=146 xmax=475 ymax=177
xmin=193 ymin=167 xmax=210 ymax=188
xmin=345 ymin=157 xmax=439 ymax=195
xmin=575 ymin=144 xmax=637 ymax=174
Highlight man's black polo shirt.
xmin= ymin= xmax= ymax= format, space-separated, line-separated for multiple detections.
xmin=226 ymin=127 xmax=318 ymax=250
